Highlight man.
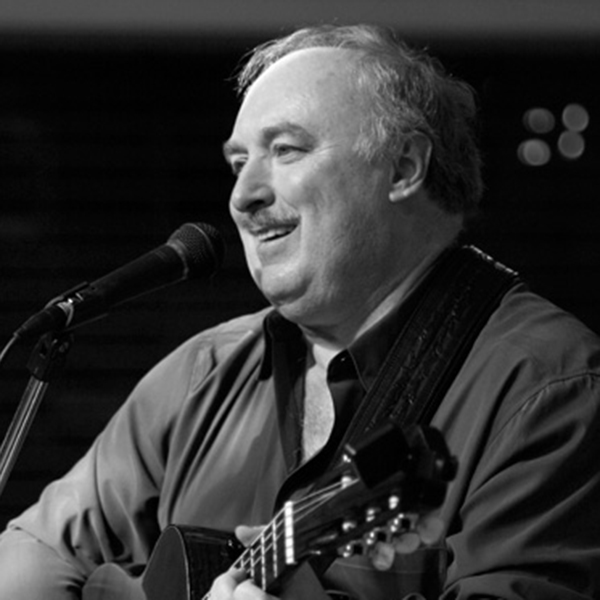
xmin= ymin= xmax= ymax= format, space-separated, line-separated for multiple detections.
xmin=1 ymin=24 xmax=600 ymax=599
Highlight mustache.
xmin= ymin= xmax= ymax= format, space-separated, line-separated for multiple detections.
xmin=237 ymin=212 xmax=299 ymax=233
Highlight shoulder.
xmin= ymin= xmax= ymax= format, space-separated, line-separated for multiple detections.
xmin=460 ymin=283 xmax=600 ymax=437
xmin=439 ymin=281 xmax=600 ymax=440
xmin=179 ymin=308 xmax=272 ymax=357
xmin=480 ymin=283 xmax=600 ymax=378
xmin=124 ymin=308 xmax=273 ymax=414
xmin=153 ymin=307 xmax=272 ymax=381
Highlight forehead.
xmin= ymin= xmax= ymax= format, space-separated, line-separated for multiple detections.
xmin=230 ymin=47 xmax=365 ymax=144
xmin=248 ymin=47 xmax=358 ymax=98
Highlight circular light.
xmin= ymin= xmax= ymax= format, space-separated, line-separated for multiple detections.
xmin=523 ymin=108 xmax=555 ymax=134
xmin=558 ymin=131 xmax=585 ymax=159
xmin=518 ymin=139 xmax=551 ymax=166
xmin=562 ymin=103 xmax=589 ymax=132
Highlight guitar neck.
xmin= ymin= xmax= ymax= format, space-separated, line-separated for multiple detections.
xmin=229 ymin=501 xmax=297 ymax=594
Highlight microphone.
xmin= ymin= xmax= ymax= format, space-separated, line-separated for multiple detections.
xmin=13 ymin=222 xmax=225 ymax=341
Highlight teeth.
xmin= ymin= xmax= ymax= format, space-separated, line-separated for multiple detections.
xmin=258 ymin=226 xmax=294 ymax=241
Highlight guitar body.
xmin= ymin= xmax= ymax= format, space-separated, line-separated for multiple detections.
xmin=83 ymin=526 xmax=243 ymax=600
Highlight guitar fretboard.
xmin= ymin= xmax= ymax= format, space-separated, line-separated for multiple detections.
xmin=202 ymin=478 xmax=354 ymax=598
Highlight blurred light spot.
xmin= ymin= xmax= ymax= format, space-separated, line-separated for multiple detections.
xmin=558 ymin=131 xmax=585 ymax=159
xmin=562 ymin=103 xmax=589 ymax=132
xmin=523 ymin=107 xmax=555 ymax=134
xmin=518 ymin=139 xmax=551 ymax=166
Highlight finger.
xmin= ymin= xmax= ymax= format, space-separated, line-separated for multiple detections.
xmin=235 ymin=525 xmax=264 ymax=547
xmin=234 ymin=578 xmax=276 ymax=600
xmin=210 ymin=567 xmax=248 ymax=600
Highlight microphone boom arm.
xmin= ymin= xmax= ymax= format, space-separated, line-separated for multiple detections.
xmin=0 ymin=331 xmax=73 ymax=500
xmin=1 ymin=221 xmax=225 ymax=499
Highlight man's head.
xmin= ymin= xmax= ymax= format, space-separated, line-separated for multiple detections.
xmin=223 ymin=25 xmax=475 ymax=343
xmin=235 ymin=24 xmax=483 ymax=216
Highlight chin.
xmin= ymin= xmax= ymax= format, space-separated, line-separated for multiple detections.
xmin=264 ymin=292 xmax=308 ymax=322
xmin=271 ymin=298 xmax=331 ymax=332
xmin=256 ymin=270 xmax=324 ymax=323
xmin=257 ymin=274 xmax=304 ymax=309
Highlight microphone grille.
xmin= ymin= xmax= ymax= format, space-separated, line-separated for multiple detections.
xmin=168 ymin=222 xmax=226 ymax=277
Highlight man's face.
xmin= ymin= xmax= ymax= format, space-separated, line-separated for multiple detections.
xmin=224 ymin=48 xmax=400 ymax=334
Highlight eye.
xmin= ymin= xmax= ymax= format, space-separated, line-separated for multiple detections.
xmin=272 ymin=143 xmax=304 ymax=159
xmin=229 ymin=157 xmax=247 ymax=177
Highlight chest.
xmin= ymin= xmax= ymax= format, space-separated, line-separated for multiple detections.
xmin=302 ymin=358 xmax=336 ymax=460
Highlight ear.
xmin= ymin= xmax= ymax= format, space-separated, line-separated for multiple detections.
xmin=388 ymin=133 xmax=432 ymax=203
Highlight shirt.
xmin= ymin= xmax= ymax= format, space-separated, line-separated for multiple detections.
xmin=1 ymin=276 xmax=600 ymax=599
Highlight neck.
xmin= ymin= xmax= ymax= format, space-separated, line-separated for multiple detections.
xmin=298 ymin=197 xmax=464 ymax=350
xmin=300 ymin=242 xmax=449 ymax=352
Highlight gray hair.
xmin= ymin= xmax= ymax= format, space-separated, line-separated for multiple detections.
xmin=235 ymin=24 xmax=483 ymax=216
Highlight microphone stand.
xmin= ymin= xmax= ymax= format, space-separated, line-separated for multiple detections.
xmin=0 ymin=331 xmax=73 ymax=499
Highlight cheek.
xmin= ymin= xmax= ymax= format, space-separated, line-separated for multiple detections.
xmin=277 ymin=159 xmax=387 ymax=249
xmin=238 ymin=233 xmax=260 ymax=275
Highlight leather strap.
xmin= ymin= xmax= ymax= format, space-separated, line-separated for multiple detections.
xmin=331 ymin=245 xmax=521 ymax=461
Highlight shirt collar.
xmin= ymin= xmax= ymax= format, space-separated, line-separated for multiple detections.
xmin=259 ymin=310 xmax=305 ymax=380
xmin=259 ymin=247 xmax=446 ymax=388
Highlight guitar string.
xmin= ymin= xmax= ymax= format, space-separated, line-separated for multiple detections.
xmin=201 ymin=480 xmax=356 ymax=600
xmin=239 ymin=476 xmax=416 ymax=580
xmin=230 ymin=477 xmax=358 ymax=577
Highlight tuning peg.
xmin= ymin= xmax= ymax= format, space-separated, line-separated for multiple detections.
xmin=393 ymin=532 xmax=421 ymax=554
xmin=339 ymin=540 xmax=364 ymax=558
xmin=341 ymin=518 xmax=358 ymax=533
xmin=365 ymin=506 xmax=381 ymax=522
xmin=388 ymin=494 xmax=400 ymax=510
xmin=340 ymin=474 xmax=354 ymax=489
xmin=369 ymin=541 xmax=396 ymax=571
xmin=389 ymin=513 xmax=415 ymax=534
xmin=364 ymin=528 xmax=388 ymax=547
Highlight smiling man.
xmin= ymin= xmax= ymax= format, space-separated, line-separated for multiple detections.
xmin=2 ymin=24 xmax=600 ymax=600
xmin=223 ymin=46 xmax=462 ymax=348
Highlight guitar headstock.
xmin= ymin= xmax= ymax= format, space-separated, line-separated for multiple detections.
xmin=290 ymin=422 xmax=456 ymax=561
xmin=234 ymin=422 xmax=456 ymax=594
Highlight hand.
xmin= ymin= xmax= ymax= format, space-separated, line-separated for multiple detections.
xmin=209 ymin=566 xmax=278 ymax=600
xmin=208 ymin=526 xmax=277 ymax=600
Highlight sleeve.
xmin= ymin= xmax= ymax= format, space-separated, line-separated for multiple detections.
xmin=0 ymin=528 xmax=85 ymax=600
xmin=443 ymin=373 xmax=600 ymax=599
xmin=0 ymin=335 xmax=207 ymax=599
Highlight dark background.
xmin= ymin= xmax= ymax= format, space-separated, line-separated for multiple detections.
xmin=0 ymin=30 xmax=598 ymax=528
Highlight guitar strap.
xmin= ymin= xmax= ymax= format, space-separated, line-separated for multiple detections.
xmin=326 ymin=244 xmax=521 ymax=472
xmin=302 ymin=245 xmax=521 ymax=587
xmin=294 ymin=245 xmax=522 ymax=587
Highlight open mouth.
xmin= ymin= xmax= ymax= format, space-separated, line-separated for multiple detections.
xmin=256 ymin=225 xmax=296 ymax=242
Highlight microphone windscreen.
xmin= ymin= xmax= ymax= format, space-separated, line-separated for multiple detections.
xmin=168 ymin=222 xmax=226 ymax=278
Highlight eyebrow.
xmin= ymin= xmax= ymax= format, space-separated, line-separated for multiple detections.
xmin=222 ymin=121 xmax=316 ymax=161
xmin=222 ymin=139 xmax=244 ymax=162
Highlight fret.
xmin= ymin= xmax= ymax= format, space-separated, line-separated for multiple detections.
xmin=239 ymin=511 xmax=282 ymax=590
xmin=240 ymin=549 xmax=252 ymax=579
xmin=259 ymin=529 xmax=266 ymax=589
xmin=283 ymin=500 xmax=295 ymax=565
xmin=262 ymin=520 xmax=276 ymax=588
xmin=249 ymin=539 xmax=258 ymax=584
xmin=272 ymin=516 xmax=281 ymax=579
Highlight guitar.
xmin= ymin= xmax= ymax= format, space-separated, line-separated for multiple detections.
xmin=83 ymin=422 xmax=456 ymax=600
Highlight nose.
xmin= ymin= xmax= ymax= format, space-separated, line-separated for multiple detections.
xmin=229 ymin=158 xmax=275 ymax=215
